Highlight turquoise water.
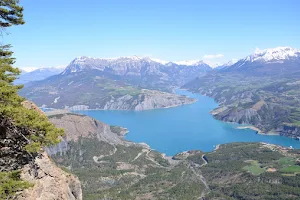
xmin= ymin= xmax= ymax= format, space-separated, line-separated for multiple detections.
xmin=75 ymin=90 xmax=300 ymax=156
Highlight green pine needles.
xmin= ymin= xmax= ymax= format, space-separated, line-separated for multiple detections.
xmin=0 ymin=171 xmax=33 ymax=199
xmin=0 ymin=0 xmax=64 ymax=152
xmin=0 ymin=1 xmax=64 ymax=199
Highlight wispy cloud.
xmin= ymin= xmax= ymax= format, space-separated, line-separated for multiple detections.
xmin=20 ymin=65 xmax=66 ymax=72
xmin=203 ymin=54 xmax=224 ymax=59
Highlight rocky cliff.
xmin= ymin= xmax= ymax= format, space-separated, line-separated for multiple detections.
xmin=46 ymin=111 xmax=126 ymax=156
xmin=15 ymin=152 xmax=82 ymax=200
xmin=92 ymin=89 xmax=196 ymax=111
xmin=0 ymin=101 xmax=82 ymax=200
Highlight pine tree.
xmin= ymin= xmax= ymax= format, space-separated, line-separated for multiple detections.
xmin=0 ymin=0 xmax=24 ymax=28
xmin=0 ymin=0 xmax=64 ymax=153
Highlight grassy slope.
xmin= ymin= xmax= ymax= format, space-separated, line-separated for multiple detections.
xmin=184 ymin=73 xmax=300 ymax=137
xmin=20 ymin=71 xmax=143 ymax=109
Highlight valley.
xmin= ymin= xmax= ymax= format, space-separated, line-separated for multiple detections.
xmin=15 ymin=47 xmax=300 ymax=200
xmin=47 ymin=111 xmax=300 ymax=200
xmin=183 ymin=47 xmax=300 ymax=140
xmin=2 ymin=1 xmax=300 ymax=199
xmin=74 ymin=90 xmax=300 ymax=155
xmin=20 ymin=47 xmax=300 ymax=142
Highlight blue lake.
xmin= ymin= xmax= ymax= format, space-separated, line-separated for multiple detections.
xmin=75 ymin=90 xmax=300 ymax=156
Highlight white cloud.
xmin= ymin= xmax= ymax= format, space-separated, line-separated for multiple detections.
xmin=19 ymin=65 xmax=66 ymax=73
xmin=19 ymin=67 xmax=38 ymax=72
xmin=203 ymin=54 xmax=224 ymax=59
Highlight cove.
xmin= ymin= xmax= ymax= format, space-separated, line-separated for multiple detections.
xmin=74 ymin=90 xmax=300 ymax=156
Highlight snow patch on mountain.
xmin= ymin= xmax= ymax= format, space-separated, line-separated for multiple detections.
xmin=173 ymin=60 xmax=206 ymax=66
xmin=247 ymin=46 xmax=300 ymax=63
xmin=215 ymin=59 xmax=238 ymax=69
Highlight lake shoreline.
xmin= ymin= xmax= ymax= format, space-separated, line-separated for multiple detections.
xmin=42 ymin=99 xmax=198 ymax=112
xmin=60 ymin=89 xmax=300 ymax=155
xmin=236 ymin=126 xmax=280 ymax=136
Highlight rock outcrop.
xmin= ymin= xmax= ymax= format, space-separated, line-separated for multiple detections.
xmin=46 ymin=112 xmax=126 ymax=155
xmin=101 ymin=89 xmax=196 ymax=111
xmin=0 ymin=101 xmax=83 ymax=200
xmin=15 ymin=152 xmax=82 ymax=200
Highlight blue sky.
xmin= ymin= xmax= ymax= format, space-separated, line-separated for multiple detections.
xmin=3 ymin=0 xmax=300 ymax=69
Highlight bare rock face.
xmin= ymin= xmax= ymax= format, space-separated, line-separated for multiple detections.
xmin=16 ymin=152 xmax=82 ymax=200
xmin=48 ymin=114 xmax=121 ymax=143
xmin=0 ymin=100 xmax=83 ymax=200
xmin=46 ymin=112 xmax=126 ymax=155
xmin=21 ymin=100 xmax=44 ymax=115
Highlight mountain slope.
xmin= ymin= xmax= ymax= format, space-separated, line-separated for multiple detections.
xmin=61 ymin=56 xmax=211 ymax=90
xmin=222 ymin=47 xmax=300 ymax=76
xmin=20 ymin=70 xmax=196 ymax=110
xmin=15 ymin=67 xmax=64 ymax=85
xmin=183 ymin=47 xmax=300 ymax=139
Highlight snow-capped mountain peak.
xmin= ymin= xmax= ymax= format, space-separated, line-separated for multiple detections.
xmin=149 ymin=58 xmax=169 ymax=65
xmin=247 ymin=46 xmax=300 ymax=63
xmin=72 ymin=55 xmax=156 ymax=63
xmin=70 ymin=56 xmax=212 ymax=68
xmin=214 ymin=59 xmax=238 ymax=69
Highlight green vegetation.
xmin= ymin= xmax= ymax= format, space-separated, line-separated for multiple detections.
xmin=0 ymin=0 xmax=63 ymax=153
xmin=50 ymin=112 xmax=300 ymax=200
xmin=280 ymin=166 xmax=300 ymax=173
xmin=279 ymin=157 xmax=295 ymax=165
xmin=184 ymin=73 xmax=300 ymax=138
xmin=187 ymin=152 xmax=205 ymax=165
xmin=288 ymin=108 xmax=300 ymax=126
xmin=200 ymin=143 xmax=300 ymax=200
xmin=53 ymin=138 xmax=300 ymax=199
xmin=243 ymin=160 xmax=265 ymax=175
xmin=95 ymin=77 xmax=141 ymax=96
xmin=0 ymin=171 xmax=32 ymax=199
xmin=52 ymin=136 xmax=205 ymax=199
xmin=110 ymin=125 xmax=127 ymax=135
xmin=0 ymin=1 xmax=64 ymax=198
xmin=20 ymin=72 xmax=145 ymax=109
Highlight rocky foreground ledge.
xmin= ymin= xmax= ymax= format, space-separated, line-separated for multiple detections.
xmin=16 ymin=152 xmax=82 ymax=200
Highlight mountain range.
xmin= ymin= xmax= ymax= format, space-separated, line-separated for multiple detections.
xmin=15 ymin=67 xmax=64 ymax=84
xmin=19 ymin=46 xmax=300 ymax=86
xmin=183 ymin=46 xmax=300 ymax=139
xmin=60 ymin=56 xmax=212 ymax=90
xmin=20 ymin=46 xmax=300 ymax=139
xmin=19 ymin=56 xmax=212 ymax=110
xmin=220 ymin=47 xmax=300 ymax=76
